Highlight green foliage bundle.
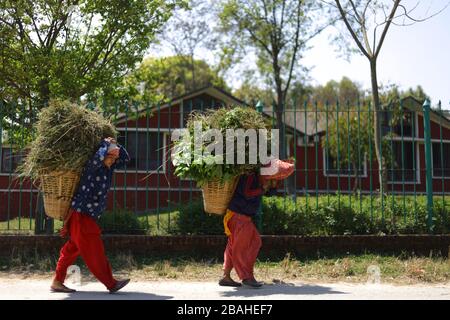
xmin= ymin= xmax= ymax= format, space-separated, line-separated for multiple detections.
xmin=172 ymin=106 xmax=271 ymax=186
xmin=19 ymin=99 xmax=117 ymax=179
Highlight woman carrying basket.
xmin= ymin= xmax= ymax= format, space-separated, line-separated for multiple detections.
xmin=51 ymin=137 xmax=131 ymax=294
xmin=220 ymin=159 xmax=294 ymax=288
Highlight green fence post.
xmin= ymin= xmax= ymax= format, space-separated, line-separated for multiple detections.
xmin=422 ymin=98 xmax=434 ymax=233
xmin=256 ymin=100 xmax=264 ymax=232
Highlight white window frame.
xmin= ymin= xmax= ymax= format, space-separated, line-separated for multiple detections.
xmin=372 ymin=111 xmax=421 ymax=185
xmin=430 ymin=139 xmax=450 ymax=180
xmin=385 ymin=138 xmax=421 ymax=184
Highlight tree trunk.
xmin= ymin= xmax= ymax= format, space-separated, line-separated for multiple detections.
xmin=276 ymin=92 xmax=287 ymax=161
xmin=190 ymin=54 xmax=196 ymax=90
xmin=275 ymin=88 xmax=296 ymax=195
xmin=369 ymin=59 xmax=387 ymax=196
xmin=38 ymin=77 xmax=50 ymax=107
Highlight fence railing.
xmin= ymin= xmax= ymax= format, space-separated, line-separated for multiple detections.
xmin=0 ymin=97 xmax=449 ymax=235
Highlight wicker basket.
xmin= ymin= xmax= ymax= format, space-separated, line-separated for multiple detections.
xmin=39 ymin=171 xmax=81 ymax=221
xmin=201 ymin=176 xmax=239 ymax=215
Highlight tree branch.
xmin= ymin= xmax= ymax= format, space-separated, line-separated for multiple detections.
xmin=334 ymin=0 xmax=370 ymax=58
xmin=374 ymin=0 xmax=401 ymax=58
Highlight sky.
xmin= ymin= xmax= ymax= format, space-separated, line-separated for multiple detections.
xmin=302 ymin=1 xmax=450 ymax=109
xmin=148 ymin=1 xmax=450 ymax=109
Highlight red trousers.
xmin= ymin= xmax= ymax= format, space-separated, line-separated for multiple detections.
xmin=223 ymin=212 xmax=262 ymax=280
xmin=55 ymin=209 xmax=117 ymax=290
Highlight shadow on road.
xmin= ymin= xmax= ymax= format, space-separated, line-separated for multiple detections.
xmin=221 ymin=282 xmax=347 ymax=298
xmin=62 ymin=291 xmax=173 ymax=300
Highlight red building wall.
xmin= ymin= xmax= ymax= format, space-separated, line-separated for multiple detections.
xmin=2 ymin=108 xmax=450 ymax=221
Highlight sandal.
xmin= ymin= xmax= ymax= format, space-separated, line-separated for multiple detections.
xmin=109 ymin=279 xmax=130 ymax=294
xmin=242 ymin=278 xmax=263 ymax=288
xmin=50 ymin=284 xmax=76 ymax=293
xmin=219 ymin=278 xmax=242 ymax=287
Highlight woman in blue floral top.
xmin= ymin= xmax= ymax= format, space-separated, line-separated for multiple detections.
xmin=51 ymin=137 xmax=131 ymax=294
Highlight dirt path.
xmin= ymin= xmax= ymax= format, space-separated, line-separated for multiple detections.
xmin=1 ymin=277 xmax=449 ymax=300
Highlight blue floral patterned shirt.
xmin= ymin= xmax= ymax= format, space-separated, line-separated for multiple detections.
xmin=71 ymin=140 xmax=130 ymax=221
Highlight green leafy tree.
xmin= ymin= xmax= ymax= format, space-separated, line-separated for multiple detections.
xmin=232 ymin=81 xmax=274 ymax=107
xmin=325 ymin=82 xmax=430 ymax=193
xmin=326 ymin=0 xmax=448 ymax=195
xmin=119 ymin=56 xmax=229 ymax=103
xmin=0 ymin=0 xmax=185 ymax=106
xmin=308 ymin=77 xmax=364 ymax=107
xmin=217 ymin=0 xmax=335 ymax=161
xmin=152 ymin=0 xmax=216 ymax=90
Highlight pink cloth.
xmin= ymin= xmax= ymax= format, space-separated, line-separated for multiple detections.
xmin=261 ymin=158 xmax=295 ymax=181
xmin=223 ymin=211 xmax=262 ymax=280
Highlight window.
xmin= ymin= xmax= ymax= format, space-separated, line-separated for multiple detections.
xmin=117 ymin=131 xmax=165 ymax=171
xmin=324 ymin=151 xmax=365 ymax=176
xmin=432 ymin=142 xmax=450 ymax=178
xmin=1 ymin=148 xmax=24 ymax=173
xmin=380 ymin=110 xmax=415 ymax=137
xmin=387 ymin=141 xmax=417 ymax=182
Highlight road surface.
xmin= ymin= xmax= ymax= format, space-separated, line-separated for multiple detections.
xmin=0 ymin=278 xmax=449 ymax=300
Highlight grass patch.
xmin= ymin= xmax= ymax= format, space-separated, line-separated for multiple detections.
xmin=1 ymin=194 xmax=450 ymax=235
xmin=1 ymin=251 xmax=449 ymax=284
xmin=0 ymin=217 xmax=63 ymax=234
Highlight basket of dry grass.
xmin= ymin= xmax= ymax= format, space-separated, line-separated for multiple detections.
xmin=39 ymin=171 xmax=81 ymax=220
xmin=19 ymin=100 xmax=117 ymax=220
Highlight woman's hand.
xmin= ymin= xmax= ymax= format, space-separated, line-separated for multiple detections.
xmin=104 ymin=137 xmax=117 ymax=144
xmin=103 ymin=137 xmax=119 ymax=168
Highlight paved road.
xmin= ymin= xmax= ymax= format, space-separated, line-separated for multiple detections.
xmin=1 ymin=278 xmax=449 ymax=300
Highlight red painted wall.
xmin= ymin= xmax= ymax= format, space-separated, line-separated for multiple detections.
xmin=2 ymin=108 xmax=450 ymax=221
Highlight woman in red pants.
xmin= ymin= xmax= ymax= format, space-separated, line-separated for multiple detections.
xmin=220 ymin=159 xmax=294 ymax=288
xmin=51 ymin=137 xmax=131 ymax=294
xmin=220 ymin=172 xmax=275 ymax=288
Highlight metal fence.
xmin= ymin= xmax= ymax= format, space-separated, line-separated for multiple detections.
xmin=0 ymin=97 xmax=449 ymax=235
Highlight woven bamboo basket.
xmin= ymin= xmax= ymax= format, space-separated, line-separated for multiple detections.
xmin=39 ymin=171 xmax=81 ymax=221
xmin=201 ymin=176 xmax=239 ymax=215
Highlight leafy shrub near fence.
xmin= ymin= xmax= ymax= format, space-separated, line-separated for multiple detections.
xmin=98 ymin=195 xmax=450 ymax=235
xmin=99 ymin=210 xmax=148 ymax=234
xmin=168 ymin=195 xmax=450 ymax=235
xmin=168 ymin=200 xmax=224 ymax=235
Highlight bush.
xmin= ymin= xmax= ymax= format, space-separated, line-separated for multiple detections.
xmin=99 ymin=210 xmax=148 ymax=234
xmin=166 ymin=195 xmax=450 ymax=235
xmin=170 ymin=200 xmax=224 ymax=235
xmin=260 ymin=195 xmax=450 ymax=235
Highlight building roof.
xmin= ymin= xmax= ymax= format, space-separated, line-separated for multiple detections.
xmin=116 ymin=86 xmax=246 ymax=123
xmin=262 ymin=108 xmax=328 ymax=136
xmin=263 ymin=96 xmax=450 ymax=137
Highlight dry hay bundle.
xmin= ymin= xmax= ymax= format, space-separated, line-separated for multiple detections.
xmin=20 ymin=100 xmax=117 ymax=220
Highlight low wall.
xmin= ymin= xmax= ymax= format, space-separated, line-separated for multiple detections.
xmin=1 ymin=235 xmax=449 ymax=258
